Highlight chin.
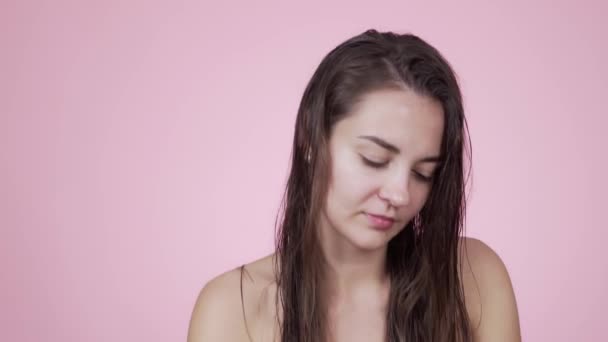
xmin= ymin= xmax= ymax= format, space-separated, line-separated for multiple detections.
xmin=340 ymin=225 xmax=394 ymax=252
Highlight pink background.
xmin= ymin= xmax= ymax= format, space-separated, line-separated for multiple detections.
xmin=2 ymin=1 xmax=606 ymax=341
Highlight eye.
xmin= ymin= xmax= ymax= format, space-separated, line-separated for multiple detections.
xmin=360 ymin=155 xmax=388 ymax=168
xmin=413 ymin=171 xmax=433 ymax=183
xmin=361 ymin=154 xmax=435 ymax=183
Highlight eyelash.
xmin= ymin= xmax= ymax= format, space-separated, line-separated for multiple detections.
xmin=360 ymin=156 xmax=433 ymax=183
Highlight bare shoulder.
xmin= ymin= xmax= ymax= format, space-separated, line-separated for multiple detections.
xmin=240 ymin=254 xmax=281 ymax=340
xmin=187 ymin=265 xmax=248 ymax=342
xmin=187 ymin=254 xmax=277 ymax=342
xmin=458 ymin=237 xmax=521 ymax=341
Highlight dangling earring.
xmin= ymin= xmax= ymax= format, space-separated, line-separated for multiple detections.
xmin=305 ymin=148 xmax=311 ymax=163
xmin=413 ymin=213 xmax=422 ymax=233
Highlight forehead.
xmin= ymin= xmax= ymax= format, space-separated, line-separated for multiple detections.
xmin=332 ymin=88 xmax=445 ymax=153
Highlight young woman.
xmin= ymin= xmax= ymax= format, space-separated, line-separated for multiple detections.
xmin=188 ymin=29 xmax=521 ymax=342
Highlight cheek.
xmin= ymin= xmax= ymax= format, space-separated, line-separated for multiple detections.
xmin=328 ymin=152 xmax=377 ymax=210
xmin=411 ymin=184 xmax=432 ymax=210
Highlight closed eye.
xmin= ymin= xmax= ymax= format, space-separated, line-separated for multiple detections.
xmin=413 ymin=171 xmax=433 ymax=183
xmin=361 ymin=155 xmax=434 ymax=183
xmin=360 ymin=155 xmax=388 ymax=168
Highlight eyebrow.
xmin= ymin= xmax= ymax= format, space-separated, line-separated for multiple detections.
xmin=357 ymin=135 xmax=444 ymax=164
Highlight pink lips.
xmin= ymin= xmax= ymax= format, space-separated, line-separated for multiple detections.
xmin=365 ymin=213 xmax=395 ymax=230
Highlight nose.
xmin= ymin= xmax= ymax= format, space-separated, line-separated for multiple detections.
xmin=378 ymin=171 xmax=411 ymax=208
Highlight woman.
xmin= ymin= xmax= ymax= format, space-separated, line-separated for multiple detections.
xmin=188 ymin=29 xmax=521 ymax=342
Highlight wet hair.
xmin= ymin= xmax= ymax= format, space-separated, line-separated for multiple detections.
xmin=273 ymin=29 xmax=473 ymax=342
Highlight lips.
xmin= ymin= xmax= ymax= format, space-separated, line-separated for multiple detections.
xmin=365 ymin=212 xmax=395 ymax=230
xmin=367 ymin=213 xmax=395 ymax=221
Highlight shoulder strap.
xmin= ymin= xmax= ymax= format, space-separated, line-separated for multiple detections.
xmin=240 ymin=264 xmax=255 ymax=342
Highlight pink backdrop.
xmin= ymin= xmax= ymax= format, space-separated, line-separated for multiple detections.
xmin=2 ymin=1 xmax=606 ymax=341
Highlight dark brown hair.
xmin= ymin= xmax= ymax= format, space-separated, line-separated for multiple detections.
xmin=273 ymin=29 xmax=473 ymax=342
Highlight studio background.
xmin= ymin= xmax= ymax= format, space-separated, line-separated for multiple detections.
xmin=2 ymin=1 xmax=606 ymax=341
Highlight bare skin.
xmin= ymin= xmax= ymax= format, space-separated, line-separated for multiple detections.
xmin=187 ymin=237 xmax=520 ymax=342
xmin=187 ymin=89 xmax=521 ymax=341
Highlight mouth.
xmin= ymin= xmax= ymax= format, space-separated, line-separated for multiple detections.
xmin=364 ymin=212 xmax=395 ymax=230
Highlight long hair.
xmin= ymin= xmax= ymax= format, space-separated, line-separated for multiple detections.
xmin=273 ymin=29 xmax=474 ymax=342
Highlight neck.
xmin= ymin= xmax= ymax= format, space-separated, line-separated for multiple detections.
xmin=317 ymin=215 xmax=390 ymax=302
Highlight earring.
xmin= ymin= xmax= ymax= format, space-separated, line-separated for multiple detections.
xmin=305 ymin=148 xmax=311 ymax=163
xmin=413 ymin=213 xmax=422 ymax=233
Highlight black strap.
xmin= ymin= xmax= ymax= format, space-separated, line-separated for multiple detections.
xmin=240 ymin=264 xmax=254 ymax=342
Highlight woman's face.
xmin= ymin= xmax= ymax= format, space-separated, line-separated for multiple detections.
xmin=319 ymin=87 xmax=444 ymax=252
